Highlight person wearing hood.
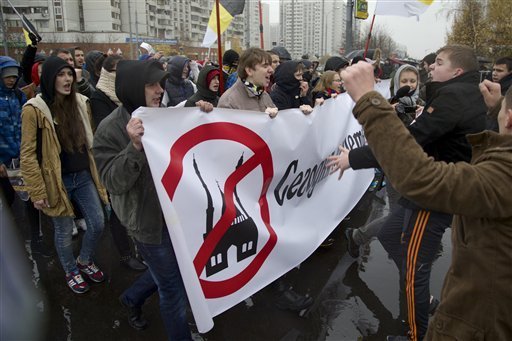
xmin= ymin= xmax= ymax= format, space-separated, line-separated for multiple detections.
xmin=20 ymin=61 xmax=44 ymax=100
xmin=163 ymin=55 xmax=196 ymax=107
xmin=271 ymin=46 xmax=292 ymax=63
xmin=139 ymin=42 xmax=155 ymax=61
xmin=89 ymin=55 xmax=147 ymax=272
xmin=20 ymin=56 xmax=109 ymax=294
xmin=84 ymin=50 xmax=105 ymax=88
xmin=0 ymin=56 xmax=52 ymax=258
xmin=390 ymin=64 xmax=423 ymax=126
xmin=93 ymin=59 xmax=211 ymax=338
xmin=52 ymin=48 xmax=95 ymax=98
xmin=270 ymin=60 xmax=313 ymax=114
xmin=184 ymin=65 xmax=220 ymax=107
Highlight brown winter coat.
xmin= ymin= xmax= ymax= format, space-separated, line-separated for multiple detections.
xmin=20 ymin=94 xmax=108 ymax=217
xmin=217 ymin=78 xmax=275 ymax=112
xmin=352 ymin=91 xmax=512 ymax=340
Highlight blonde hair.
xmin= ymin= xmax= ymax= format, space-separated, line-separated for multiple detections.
xmin=313 ymin=71 xmax=339 ymax=93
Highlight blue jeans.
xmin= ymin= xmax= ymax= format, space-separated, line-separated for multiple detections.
xmin=52 ymin=170 xmax=104 ymax=274
xmin=122 ymin=228 xmax=191 ymax=341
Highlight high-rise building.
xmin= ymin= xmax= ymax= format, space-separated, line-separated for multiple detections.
xmin=279 ymin=0 xmax=348 ymax=59
xmin=268 ymin=23 xmax=281 ymax=50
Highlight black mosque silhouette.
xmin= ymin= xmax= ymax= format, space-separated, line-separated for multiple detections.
xmin=193 ymin=154 xmax=259 ymax=277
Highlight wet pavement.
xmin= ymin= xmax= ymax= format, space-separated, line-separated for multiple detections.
xmin=7 ymin=189 xmax=451 ymax=341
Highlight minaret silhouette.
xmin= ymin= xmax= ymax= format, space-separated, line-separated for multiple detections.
xmin=194 ymin=154 xmax=259 ymax=277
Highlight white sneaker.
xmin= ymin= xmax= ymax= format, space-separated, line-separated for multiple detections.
xmin=74 ymin=218 xmax=87 ymax=232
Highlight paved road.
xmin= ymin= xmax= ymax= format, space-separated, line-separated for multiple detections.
xmin=3 ymin=190 xmax=451 ymax=341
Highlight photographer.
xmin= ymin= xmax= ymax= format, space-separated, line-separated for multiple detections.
xmin=390 ymin=64 xmax=423 ymax=125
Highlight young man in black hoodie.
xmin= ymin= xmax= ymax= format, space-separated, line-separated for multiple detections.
xmin=270 ymin=60 xmax=313 ymax=114
xmin=93 ymin=60 xmax=211 ymax=339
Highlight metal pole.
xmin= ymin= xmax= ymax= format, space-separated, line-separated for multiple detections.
xmin=258 ymin=0 xmax=264 ymax=49
xmin=127 ymin=0 xmax=134 ymax=59
xmin=0 ymin=0 xmax=9 ymax=56
xmin=321 ymin=0 xmax=324 ymax=56
xmin=291 ymin=0 xmax=294 ymax=57
xmin=135 ymin=5 xmax=139 ymax=57
xmin=215 ymin=0 xmax=224 ymax=94
xmin=345 ymin=0 xmax=353 ymax=53
xmin=363 ymin=14 xmax=376 ymax=59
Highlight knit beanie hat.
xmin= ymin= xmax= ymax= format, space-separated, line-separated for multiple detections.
xmin=223 ymin=49 xmax=239 ymax=66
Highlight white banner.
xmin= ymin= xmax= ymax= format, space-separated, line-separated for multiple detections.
xmin=133 ymin=93 xmax=374 ymax=332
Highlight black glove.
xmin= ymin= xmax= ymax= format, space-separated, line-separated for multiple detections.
xmin=28 ymin=32 xmax=40 ymax=46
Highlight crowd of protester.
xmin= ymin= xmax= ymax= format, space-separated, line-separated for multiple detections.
xmin=1 ymin=32 xmax=511 ymax=340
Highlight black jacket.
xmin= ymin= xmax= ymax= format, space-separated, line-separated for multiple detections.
xmin=499 ymin=72 xmax=512 ymax=95
xmin=349 ymin=71 xmax=487 ymax=169
xmin=184 ymin=65 xmax=219 ymax=107
xmin=90 ymin=88 xmax=117 ymax=129
xmin=270 ymin=60 xmax=311 ymax=110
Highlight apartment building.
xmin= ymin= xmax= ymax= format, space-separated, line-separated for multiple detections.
xmin=279 ymin=0 xmax=364 ymax=59
xmin=0 ymin=0 xmax=246 ymax=48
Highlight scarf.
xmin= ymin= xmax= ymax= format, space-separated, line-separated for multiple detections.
xmin=326 ymin=88 xmax=341 ymax=97
xmin=95 ymin=68 xmax=121 ymax=106
xmin=243 ymin=79 xmax=264 ymax=97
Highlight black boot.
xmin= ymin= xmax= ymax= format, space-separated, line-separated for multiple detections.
xmin=120 ymin=256 xmax=147 ymax=271
xmin=119 ymin=295 xmax=148 ymax=331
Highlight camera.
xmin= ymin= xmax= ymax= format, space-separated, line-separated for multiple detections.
xmin=395 ymin=103 xmax=417 ymax=115
xmin=395 ymin=103 xmax=417 ymax=125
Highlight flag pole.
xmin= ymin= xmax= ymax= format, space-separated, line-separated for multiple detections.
xmin=215 ymin=0 xmax=224 ymax=94
xmin=258 ymin=0 xmax=264 ymax=49
xmin=363 ymin=14 xmax=376 ymax=59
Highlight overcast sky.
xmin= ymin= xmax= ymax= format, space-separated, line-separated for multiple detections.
xmin=262 ymin=0 xmax=456 ymax=59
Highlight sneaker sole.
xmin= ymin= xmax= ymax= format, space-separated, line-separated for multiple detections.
xmin=79 ymin=272 xmax=105 ymax=283
xmin=68 ymin=284 xmax=89 ymax=294
xmin=78 ymin=268 xmax=106 ymax=283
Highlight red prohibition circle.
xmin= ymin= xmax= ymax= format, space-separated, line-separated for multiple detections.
xmin=161 ymin=122 xmax=277 ymax=298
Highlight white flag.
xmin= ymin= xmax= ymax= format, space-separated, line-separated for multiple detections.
xmin=375 ymin=0 xmax=434 ymax=19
